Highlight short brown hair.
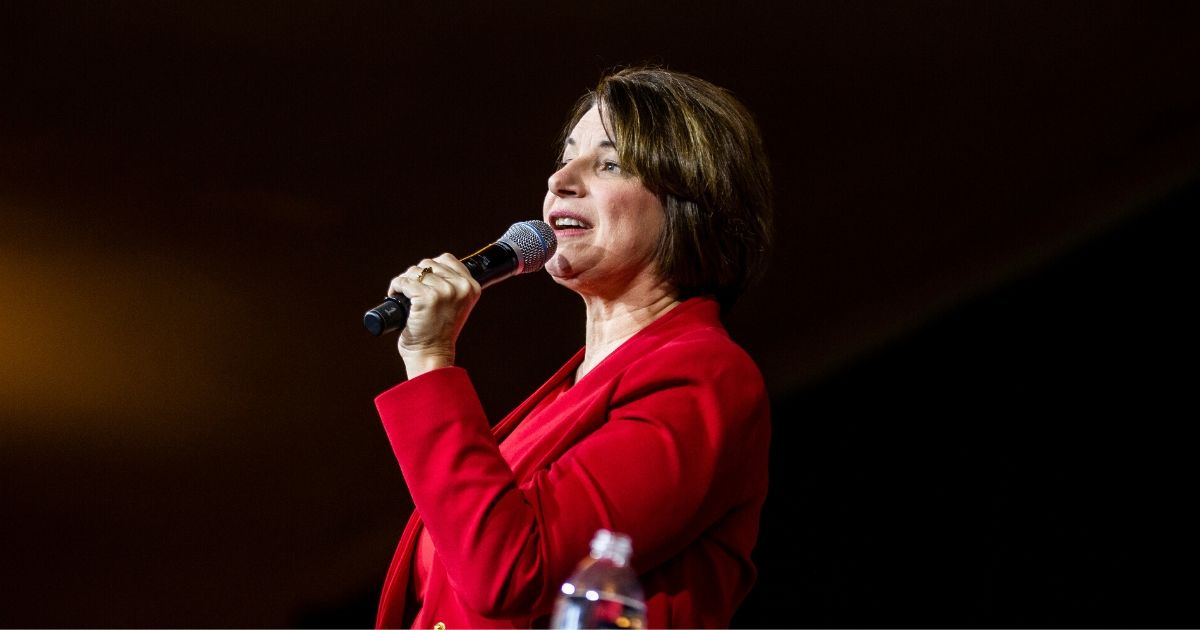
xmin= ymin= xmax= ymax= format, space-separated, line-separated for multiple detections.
xmin=558 ymin=66 xmax=773 ymax=309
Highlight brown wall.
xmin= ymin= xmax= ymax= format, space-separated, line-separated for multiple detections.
xmin=2 ymin=2 xmax=1197 ymax=626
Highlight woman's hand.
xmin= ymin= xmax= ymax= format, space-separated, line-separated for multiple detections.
xmin=388 ymin=253 xmax=481 ymax=379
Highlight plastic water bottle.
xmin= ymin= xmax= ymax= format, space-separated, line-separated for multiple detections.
xmin=550 ymin=529 xmax=647 ymax=629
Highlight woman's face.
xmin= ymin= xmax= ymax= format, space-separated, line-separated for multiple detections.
xmin=542 ymin=105 xmax=666 ymax=298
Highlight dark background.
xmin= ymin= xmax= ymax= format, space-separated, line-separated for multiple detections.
xmin=2 ymin=2 xmax=1197 ymax=627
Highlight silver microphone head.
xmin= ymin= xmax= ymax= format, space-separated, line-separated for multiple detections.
xmin=498 ymin=220 xmax=558 ymax=273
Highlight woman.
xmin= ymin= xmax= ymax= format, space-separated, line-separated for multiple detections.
xmin=374 ymin=67 xmax=773 ymax=629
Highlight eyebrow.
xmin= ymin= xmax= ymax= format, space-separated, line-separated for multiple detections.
xmin=565 ymin=137 xmax=617 ymax=150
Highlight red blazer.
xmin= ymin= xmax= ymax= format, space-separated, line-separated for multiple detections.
xmin=374 ymin=297 xmax=770 ymax=628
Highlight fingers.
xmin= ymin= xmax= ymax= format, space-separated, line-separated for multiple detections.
xmin=431 ymin=253 xmax=475 ymax=282
xmin=387 ymin=265 xmax=427 ymax=299
xmin=422 ymin=255 xmax=481 ymax=297
xmin=386 ymin=254 xmax=480 ymax=300
xmin=384 ymin=253 xmax=485 ymax=374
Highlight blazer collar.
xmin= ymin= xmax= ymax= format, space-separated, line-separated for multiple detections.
xmin=490 ymin=296 xmax=722 ymax=441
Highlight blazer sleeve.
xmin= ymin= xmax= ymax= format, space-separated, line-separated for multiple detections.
xmin=375 ymin=336 xmax=769 ymax=619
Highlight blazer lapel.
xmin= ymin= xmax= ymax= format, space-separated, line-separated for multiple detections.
xmin=500 ymin=298 xmax=721 ymax=480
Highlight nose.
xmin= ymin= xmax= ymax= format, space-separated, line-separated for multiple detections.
xmin=547 ymin=161 xmax=582 ymax=198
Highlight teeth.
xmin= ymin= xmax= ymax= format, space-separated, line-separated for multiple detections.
xmin=554 ymin=217 xmax=588 ymax=229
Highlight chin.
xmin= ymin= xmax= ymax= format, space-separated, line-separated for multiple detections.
xmin=544 ymin=255 xmax=573 ymax=279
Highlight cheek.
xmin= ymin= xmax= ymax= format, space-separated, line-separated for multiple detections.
xmin=625 ymin=193 xmax=666 ymax=249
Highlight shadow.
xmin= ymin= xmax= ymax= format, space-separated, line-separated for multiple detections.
xmin=734 ymin=177 xmax=1198 ymax=627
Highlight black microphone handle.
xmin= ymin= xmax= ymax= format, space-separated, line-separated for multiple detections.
xmin=461 ymin=241 xmax=520 ymax=288
xmin=363 ymin=295 xmax=411 ymax=337
xmin=362 ymin=241 xmax=520 ymax=336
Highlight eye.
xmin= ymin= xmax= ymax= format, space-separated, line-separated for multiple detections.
xmin=600 ymin=160 xmax=622 ymax=173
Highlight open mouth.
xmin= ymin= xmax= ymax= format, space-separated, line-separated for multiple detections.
xmin=550 ymin=214 xmax=592 ymax=230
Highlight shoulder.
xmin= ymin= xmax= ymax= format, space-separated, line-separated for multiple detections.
xmin=606 ymin=309 xmax=771 ymax=478
xmin=630 ymin=298 xmax=763 ymax=384
xmin=621 ymin=325 xmax=764 ymax=396
xmin=612 ymin=304 xmax=767 ymax=422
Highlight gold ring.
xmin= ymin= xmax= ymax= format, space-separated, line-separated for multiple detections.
xmin=416 ymin=267 xmax=433 ymax=283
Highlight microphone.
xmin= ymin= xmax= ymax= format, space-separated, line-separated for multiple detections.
xmin=363 ymin=220 xmax=557 ymax=336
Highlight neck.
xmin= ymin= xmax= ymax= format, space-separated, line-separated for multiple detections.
xmin=576 ymin=283 xmax=680 ymax=381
